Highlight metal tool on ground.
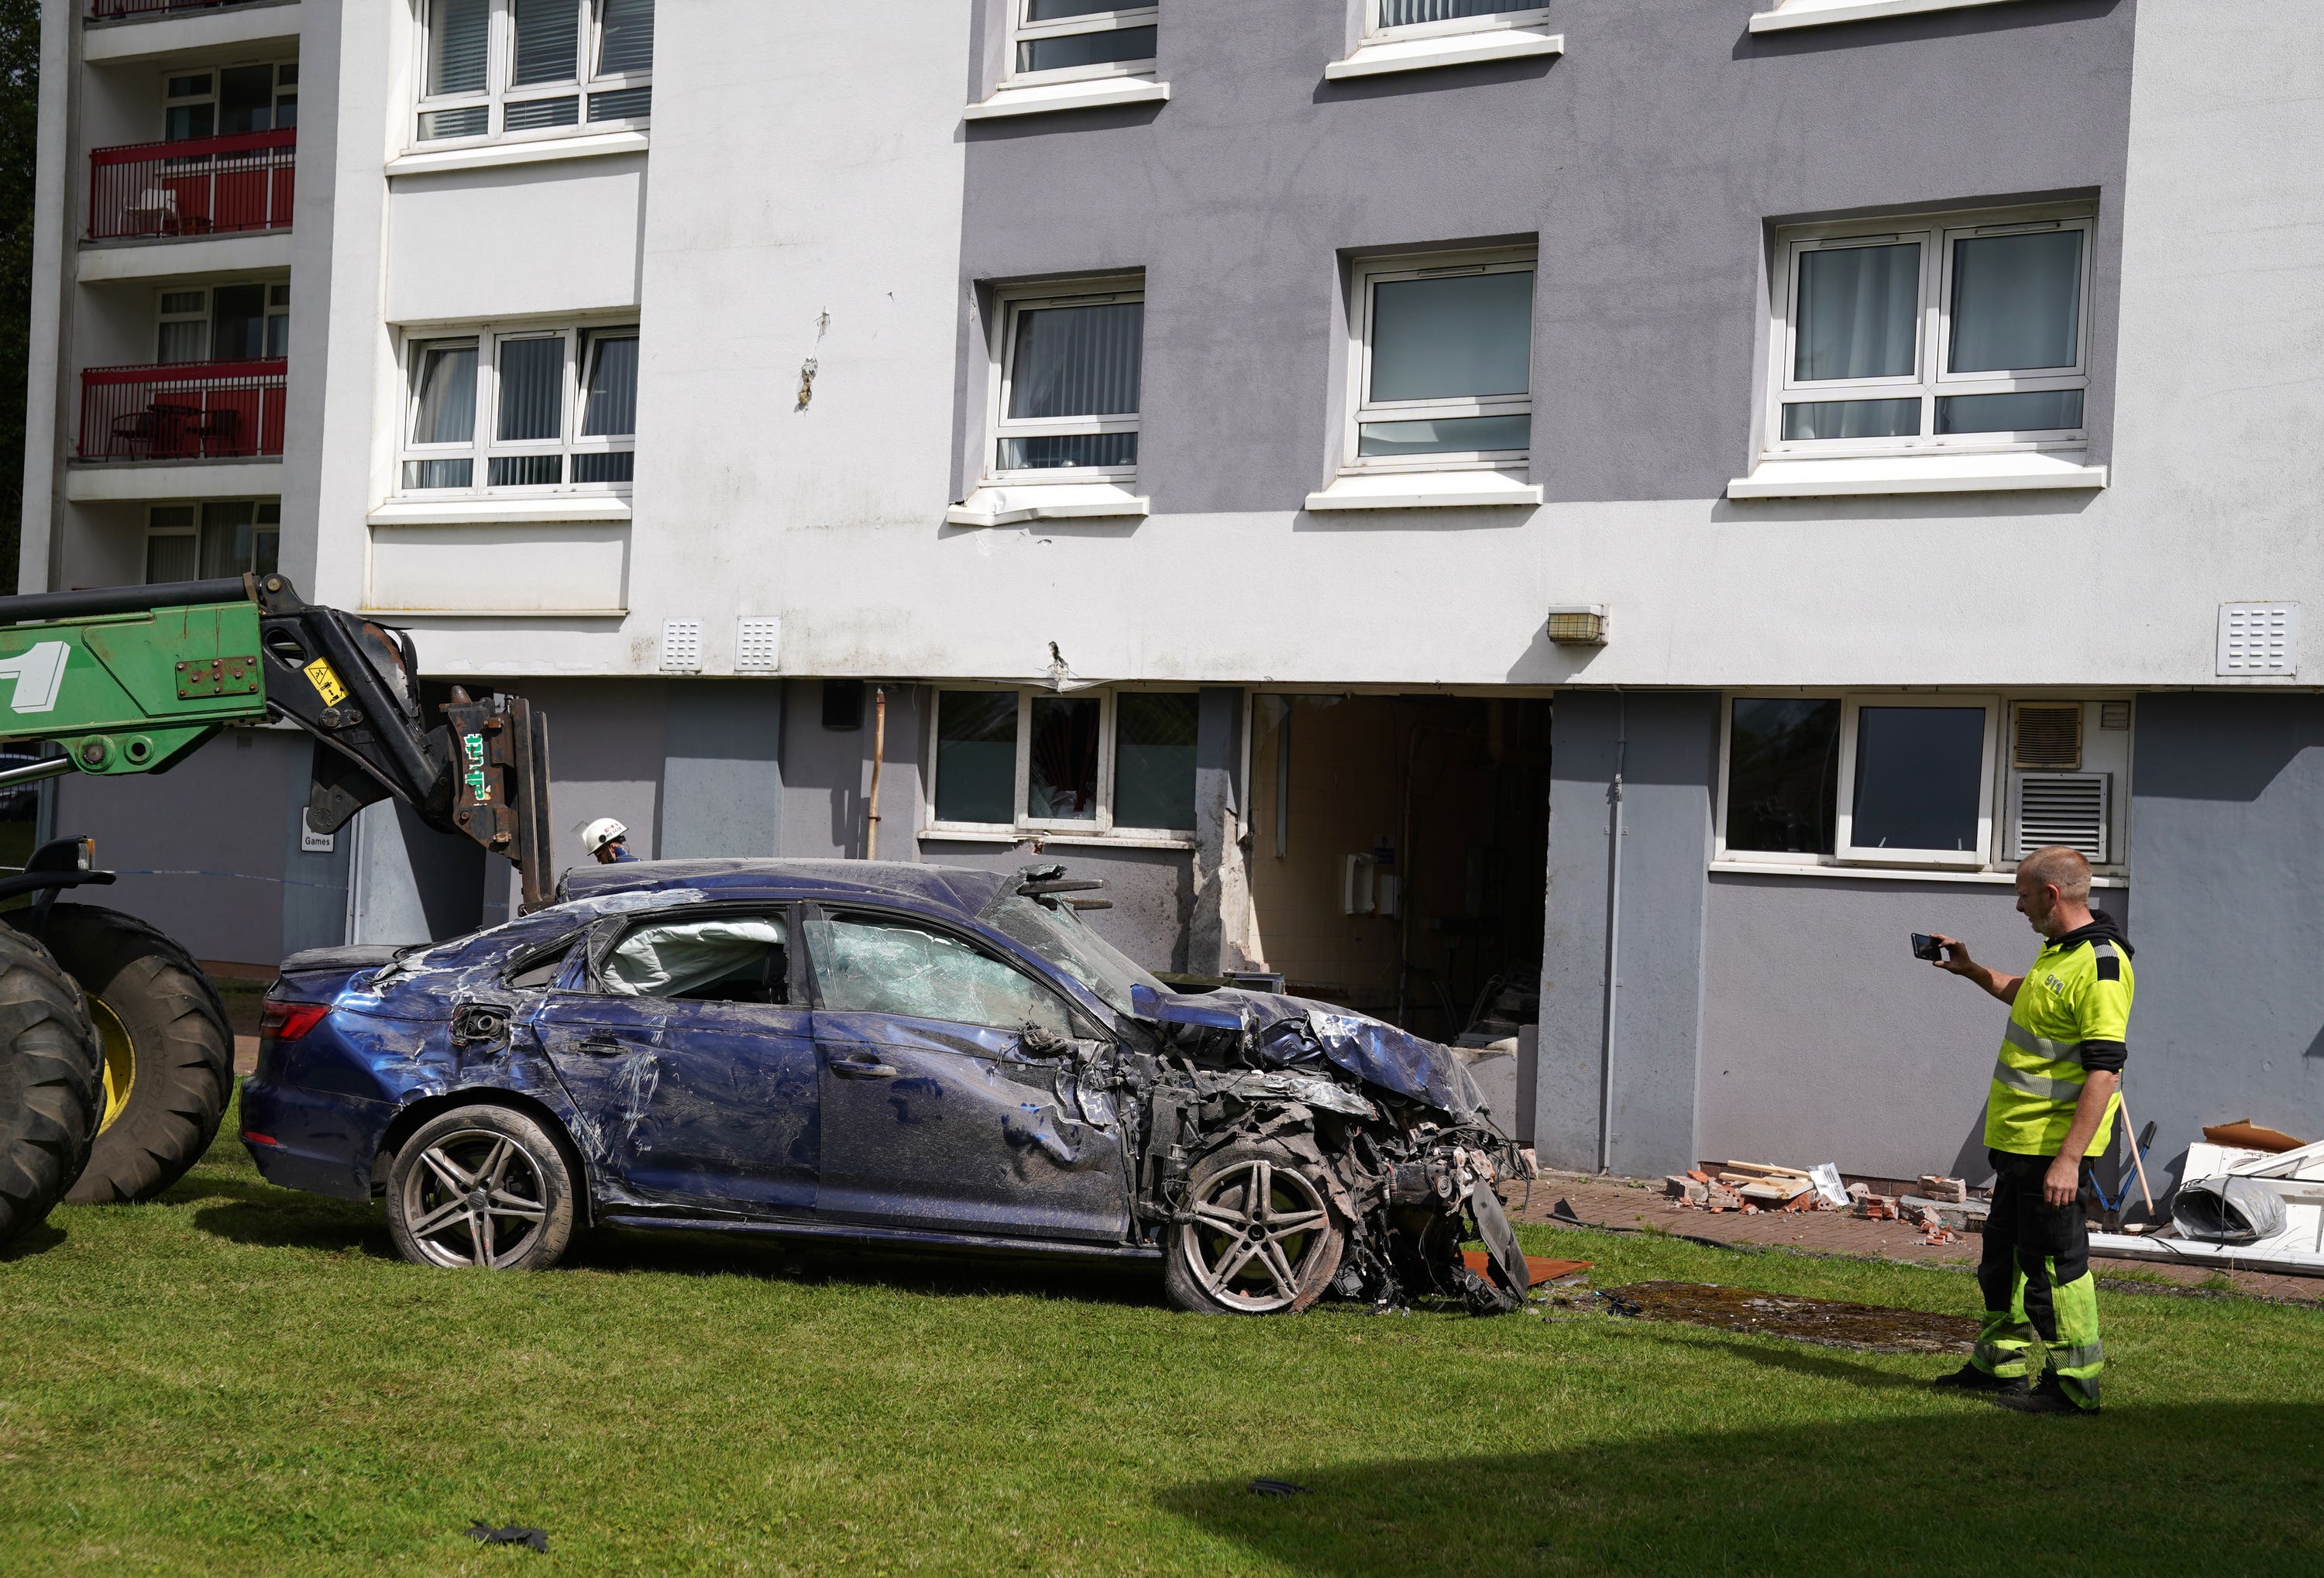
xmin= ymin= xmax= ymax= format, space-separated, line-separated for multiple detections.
xmin=0 ymin=573 xmax=556 ymax=1247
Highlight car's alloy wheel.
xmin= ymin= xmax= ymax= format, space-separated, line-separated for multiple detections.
xmin=1167 ymin=1143 xmax=1345 ymax=1315
xmin=387 ymin=1105 xmax=576 ymax=1271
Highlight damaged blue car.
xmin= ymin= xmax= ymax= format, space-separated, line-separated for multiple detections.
xmin=241 ymin=860 xmax=1536 ymax=1314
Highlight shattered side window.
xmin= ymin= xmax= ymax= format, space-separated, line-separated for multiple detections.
xmin=814 ymin=913 xmax=1072 ymax=1038
xmin=979 ymin=891 xmax=1161 ymax=1018
xmin=602 ymin=916 xmax=789 ymax=1003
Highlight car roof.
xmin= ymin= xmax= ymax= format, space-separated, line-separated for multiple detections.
xmin=556 ymin=858 xmax=1011 ymax=924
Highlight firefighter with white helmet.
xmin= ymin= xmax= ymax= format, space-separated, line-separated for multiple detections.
xmin=578 ymin=817 xmax=638 ymax=865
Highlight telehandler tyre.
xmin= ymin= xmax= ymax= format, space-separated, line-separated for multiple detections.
xmin=12 ymin=905 xmax=234 ymax=1205
xmin=0 ymin=926 xmax=102 ymax=1248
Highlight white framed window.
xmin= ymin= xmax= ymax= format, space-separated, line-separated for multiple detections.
xmin=1367 ymin=1 xmax=1552 ymax=44
xmin=414 ymin=0 xmax=654 ymax=148
xmin=163 ymin=61 xmax=298 ymax=140
xmin=143 ymin=500 xmax=280 ymax=584
xmin=1005 ymin=2 xmax=1158 ymax=87
xmin=1715 ymin=693 xmax=2130 ymax=873
xmin=397 ymin=322 xmax=638 ymax=495
xmin=984 ymin=281 xmax=1143 ymax=485
xmin=1343 ymin=249 xmax=1534 ymax=475
xmin=927 ymin=686 xmax=1198 ymax=841
xmin=156 ymin=281 xmax=289 ymax=363
xmin=1765 ymin=205 xmax=2095 ymax=459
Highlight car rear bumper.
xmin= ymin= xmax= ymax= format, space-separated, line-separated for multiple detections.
xmin=239 ymin=1076 xmax=397 ymax=1202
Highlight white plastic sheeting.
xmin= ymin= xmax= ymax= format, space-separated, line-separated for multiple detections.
xmin=603 ymin=918 xmax=786 ymax=999
xmin=819 ymin=916 xmax=1072 ymax=1037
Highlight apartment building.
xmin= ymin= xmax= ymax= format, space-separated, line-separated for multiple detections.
xmin=19 ymin=0 xmax=2324 ymax=1191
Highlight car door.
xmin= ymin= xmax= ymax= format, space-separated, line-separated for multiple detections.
xmin=803 ymin=904 xmax=1129 ymax=1243
xmin=528 ymin=906 xmax=817 ymax=1215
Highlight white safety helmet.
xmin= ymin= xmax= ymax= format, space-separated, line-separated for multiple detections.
xmin=578 ymin=817 xmax=628 ymax=855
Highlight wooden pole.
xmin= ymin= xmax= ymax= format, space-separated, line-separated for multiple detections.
xmin=865 ymin=685 xmax=885 ymax=860
xmin=2116 ymin=1088 xmax=2157 ymax=1215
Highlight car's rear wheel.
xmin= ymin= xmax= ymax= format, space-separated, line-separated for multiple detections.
xmin=15 ymin=904 xmax=234 ymax=1205
xmin=386 ymin=1105 xmax=576 ymax=1271
xmin=0 ymin=927 xmax=101 ymax=1248
xmin=1163 ymin=1140 xmax=1346 ymax=1315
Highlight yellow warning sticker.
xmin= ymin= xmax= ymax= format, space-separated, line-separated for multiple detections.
xmin=304 ymin=657 xmax=348 ymax=706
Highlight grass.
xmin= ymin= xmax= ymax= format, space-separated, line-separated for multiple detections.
xmin=4 ymin=1104 xmax=2322 ymax=1576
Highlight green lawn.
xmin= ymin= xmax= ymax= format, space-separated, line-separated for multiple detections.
xmin=5 ymin=1103 xmax=2322 ymax=1576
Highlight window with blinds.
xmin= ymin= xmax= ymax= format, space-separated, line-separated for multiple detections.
xmin=990 ymin=284 xmax=1144 ymax=480
xmin=399 ymin=323 xmax=638 ymax=496
xmin=1372 ymin=0 xmax=1550 ymax=39
xmin=417 ymin=0 xmax=655 ymax=146
xmin=1008 ymin=2 xmax=1158 ymax=85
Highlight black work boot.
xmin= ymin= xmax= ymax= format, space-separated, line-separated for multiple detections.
xmin=1931 ymin=1363 xmax=2029 ymax=1396
xmin=1990 ymin=1370 xmax=2098 ymax=1416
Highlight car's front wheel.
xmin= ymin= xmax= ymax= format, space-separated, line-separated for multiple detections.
xmin=386 ymin=1105 xmax=576 ymax=1271
xmin=1163 ymin=1140 xmax=1346 ymax=1315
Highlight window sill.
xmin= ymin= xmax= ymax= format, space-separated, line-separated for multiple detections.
xmin=922 ymin=828 xmax=1198 ymax=853
xmin=964 ymin=77 xmax=1171 ymax=122
xmin=386 ymin=130 xmax=649 ymax=178
xmin=1749 ymin=0 xmax=2020 ymax=32
xmin=1325 ymin=27 xmax=1563 ymax=81
xmin=946 ymin=483 xmax=1149 ymax=528
xmin=359 ymin=606 xmax=629 ymax=620
xmin=369 ymin=496 xmax=634 ymax=526
xmin=1725 ymin=451 xmax=2106 ymax=500
xmin=1305 ymin=469 xmax=1542 ymax=511
xmin=1713 ymin=859 xmax=2126 ymax=889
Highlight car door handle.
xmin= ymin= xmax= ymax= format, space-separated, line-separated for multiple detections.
xmin=831 ymin=1052 xmax=899 ymax=1079
xmin=577 ymin=1033 xmax=624 ymax=1056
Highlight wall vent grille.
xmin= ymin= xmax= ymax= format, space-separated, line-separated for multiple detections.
xmin=2014 ymin=771 xmax=2109 ymax=862
xmin=2012 ymin=703 xmax=2082 ymax=770
xmin=736 ymin=617 xmax=781 ymax=673
xmin=660 ymin=620 xmax=703 ymax=673
xmin=2219 ymin=603 xmax=2299 ymax=676
xmin=2099 ymin=700 xmax=2131 ymax=731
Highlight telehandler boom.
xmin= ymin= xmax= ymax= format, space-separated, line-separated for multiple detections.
xmin=0 ymin=572 xmax=555 ymax=1246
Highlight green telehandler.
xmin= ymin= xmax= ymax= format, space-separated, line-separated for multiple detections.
xmin=0 ymin=572 xmax=555 ymax=1248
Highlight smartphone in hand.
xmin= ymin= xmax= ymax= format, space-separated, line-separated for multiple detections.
xmin=1911 ymin=933 xmax=1946 ymax=961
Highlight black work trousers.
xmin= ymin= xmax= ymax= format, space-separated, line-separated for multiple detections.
xmin=1973 ymin=1148 xmax=2102 ymax=1406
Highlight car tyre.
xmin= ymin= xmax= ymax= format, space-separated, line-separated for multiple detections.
xmin=1163 ymin=1139 xmax=1346 ymax=1315
xmin=0 ymin=927 xmax=101 ymax=1247
xmin=386 ymin=1105 xmax=576 ymax=1271
xmin=15 ymin=904 xmax=233 ymax=1205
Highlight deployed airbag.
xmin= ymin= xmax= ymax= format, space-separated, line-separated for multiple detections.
xmin=602 ymin=919 xmax=785 ymax=999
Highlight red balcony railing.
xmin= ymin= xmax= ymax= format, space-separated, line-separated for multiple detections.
xmin=78 ymin=359 xmax=288 ymax=462
xmin=91 ymin=0 xmax=265 ymax=17
xmin=88 ymin=129 xmax=295 ymax=241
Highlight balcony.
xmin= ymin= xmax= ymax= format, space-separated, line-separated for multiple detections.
xmin=88 ymin=130 xmax=295 ymax=242
xmin=91 ymin=0 xmax=268 ymax=15
xmin=77 ymin=359 xmax=287 ymax=463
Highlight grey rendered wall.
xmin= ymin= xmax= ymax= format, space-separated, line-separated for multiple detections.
xmin=957 ymin=0 xmax=2133 ymax=510
xmin=661 ymin=679 xmax=783 ymax=859
xmin=1700 ymin=875 xmax=2131 ymax=1183
xmin=1536 ymin=692 xmax=1717 ymax=1177
xmin=2127 ymin=694 xmax=2324 ymax=1188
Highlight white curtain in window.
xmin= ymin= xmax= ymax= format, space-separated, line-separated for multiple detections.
xmin=1949 ymin=231 xmax=2082 ymax=373
xmin=580 ymin=332 xmax=638 ymax=436
xmin=156 ymin=320 xmax=208 ymax=364
xmin=1380 ymin=0 xmax=1519 ymax=23
xmin=1007 ymin=302 xmax=1143 ymax=419
xmin=511 ymin=0 xmax=581 ymax=84
xmin=598 ymin=0 xmax=656 ymax=75
xmin=428 ymin=0 xmax=490 ymax=95
xmin=145 ymin=533 xmax=197 ymax=585
xmin=1793 ymin=242 xmax=1919 ymax=382
xmin=1370 ymin=271 xmax=1532 ymax=402
xmin=412 ymin=343 xmax=478 ymax=444
xmin=496 ymin=337 xmax=566 ymax=442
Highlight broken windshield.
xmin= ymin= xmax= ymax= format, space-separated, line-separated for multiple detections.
xmin=978 ymin=890 xmax=1164 ymax=1018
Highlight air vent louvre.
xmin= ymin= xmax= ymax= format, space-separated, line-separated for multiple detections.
xmin=2012 ymin=703 xmax=2082 ymax=770
xmin=736 ymin=617 xmax=781 ymax=673
xmin=2014 ymin=771 xmax=2109 ymax=862
xmin=2219 ymin=603 xmax=2299 ymax=676
xmin=660 ymin=619 xmax=703 ymax=674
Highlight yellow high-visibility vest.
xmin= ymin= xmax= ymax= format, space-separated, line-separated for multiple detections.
xmin=1984 ymin=933 xmax=2133 ymax=1157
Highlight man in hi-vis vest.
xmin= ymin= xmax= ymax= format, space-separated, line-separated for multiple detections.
xmin=1924 ymin=845 xmax=2132 ymax=1415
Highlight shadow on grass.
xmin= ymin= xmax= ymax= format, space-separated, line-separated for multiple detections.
xmin=0 ymin=1220 xmax=66 ymax=1261
xmin=1160 ymin=1402 xmax=2324 ymax=1576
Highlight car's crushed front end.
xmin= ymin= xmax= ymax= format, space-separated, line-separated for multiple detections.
xmin=1117 ymin=982 xmax=1538 ymax=1313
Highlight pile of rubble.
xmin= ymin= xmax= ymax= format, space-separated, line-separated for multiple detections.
xmin=1666 ymin=1162 xmax=1977 ymax=1246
